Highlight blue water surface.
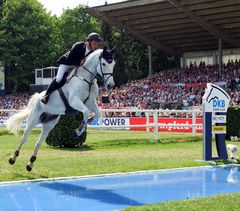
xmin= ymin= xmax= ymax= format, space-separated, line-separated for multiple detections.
xmin=0 ymin=165 xmax=240 ymax=211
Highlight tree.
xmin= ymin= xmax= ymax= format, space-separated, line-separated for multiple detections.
xmin=101 ymin=21 xmax=113 ymax=48
xmin=152 ymin=49 xmax=180 ymax=72
xmin=101 ymin=21 xmax=149 ymax=85
xmin=0 ymin=0 xmax=61 ymax=92
xmin=0 ymin=0 xmax=3 ymax=16
xmin=58 ymin=5 xmax=101 ymax=54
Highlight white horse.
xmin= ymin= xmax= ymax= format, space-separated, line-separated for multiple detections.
xmin=7 ymin=46 xmax=116 ymax=171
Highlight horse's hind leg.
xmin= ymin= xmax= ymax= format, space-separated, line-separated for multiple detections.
xmin=9 ymin=120 xmax=36 ymax=165
xmin=26 ymin=117 xmax=59 ymax=172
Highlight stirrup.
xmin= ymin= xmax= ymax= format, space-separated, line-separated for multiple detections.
xmin=41 ymin=95 xmax=49 ymax=104
xmin=74 ymin=125 xmax=86 ymax=138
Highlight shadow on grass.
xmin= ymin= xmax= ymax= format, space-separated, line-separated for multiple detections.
xmin=48 ymin=136 xmax=202 ymax=151
xmin=159 ymin=136 xmax=201 ymax=144
xmin=96 ymin=138 xmax=158 ymax=147
xmin=48 ymin=145 xmax=94 ymax=152
xmin=91 ymin=136 xmax=202 ymax=148
xmin=0 ymin=130 xmax=12 ymax=136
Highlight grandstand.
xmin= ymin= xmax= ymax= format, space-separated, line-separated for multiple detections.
xmin=87 ymin=0 xmax=240 ymax=109
xmin=86 ymin=0 xmax=240 ymax=75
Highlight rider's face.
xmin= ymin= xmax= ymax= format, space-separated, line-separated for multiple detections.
xmin=90 ymin=40 xmax=100 ymax=50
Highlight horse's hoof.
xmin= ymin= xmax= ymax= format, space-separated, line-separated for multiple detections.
xmin=9 ymin=157 xmax=15 ymax=165
xmin=26 ymin=164 xmax=32 ymax=172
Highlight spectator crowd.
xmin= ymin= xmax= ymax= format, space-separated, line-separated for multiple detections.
xmin=1 ymin=59 xmax=240 ymax=115
xmin=99 ymin=59 xmax=240 ymax=109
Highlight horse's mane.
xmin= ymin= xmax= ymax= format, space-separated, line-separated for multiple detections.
xmin=85 ymin=48 xmax=114 ymax=64
xmin=85 ymin=49 xmax=103 ymax=62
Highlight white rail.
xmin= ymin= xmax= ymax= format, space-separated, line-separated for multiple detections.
xmin=0 ymin=108 xmax=203 ymax=140
xmin=95 ymin=108 xmax=202 ymax=140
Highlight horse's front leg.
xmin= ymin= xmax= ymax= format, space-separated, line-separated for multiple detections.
xmin=86 ymin=100 xmax=101 ymax=121
xmin=73 ymin=101 xmax=100 ymax=138
xmin=69 ymin=95 xmax=91 ymax=123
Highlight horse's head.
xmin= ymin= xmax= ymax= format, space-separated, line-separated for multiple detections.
xmin=96 ymin=46 xmax=116 ymax=90
xmin=83 ymin=46 xmax=116 ymax=90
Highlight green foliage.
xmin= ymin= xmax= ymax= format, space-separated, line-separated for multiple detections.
xmin=58 ymin=5 xmax=100 ymax=53
xmin=0 ymin=0 xmax=3 ymax=17
xmin=46 ymin=113 xmax=86 ymax=148
xmin=101 ymin=23 xmax=149 ymax=85
xmin=101 ymin=21 xmax=113 ymax=47
xmin=0 ymin=0 xmax=61 ymax=91
xmin=226 ymin=106 xmax=240 ymax=139
xmin=122 ymin=33 xmax=149 ymax=80
xmin=152 ymin=49 xmax=180 ymax=71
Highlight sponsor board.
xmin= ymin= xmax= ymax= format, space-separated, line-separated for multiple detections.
xmin=212 ymin=114 xmax=226 ymax=124
xmin=212 ymin=125 xmax=226 ymax=134
xmin=202 ymin=83 xmax=230 ymax=112
xmin=89 ymin=117 xmax=130 ymax=130
xmin=130 ymin=118 xmax=203 ymax=133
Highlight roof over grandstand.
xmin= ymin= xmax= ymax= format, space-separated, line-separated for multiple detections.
xmin=86 ymin=0 xmax=240 ymax=56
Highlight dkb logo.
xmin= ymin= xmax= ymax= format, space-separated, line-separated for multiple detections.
xmin=212 ymin=99 xmax=225 ymax=108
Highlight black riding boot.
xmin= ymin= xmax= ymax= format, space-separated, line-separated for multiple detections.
xmin=41 ymin=79 xmax=60 ymax=104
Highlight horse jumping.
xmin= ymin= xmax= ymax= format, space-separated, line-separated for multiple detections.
xmin=7 ymin=46 xmax=116 ymax=171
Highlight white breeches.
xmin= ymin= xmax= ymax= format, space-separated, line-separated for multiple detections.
xmin=56 ymin=64 xmax=76 ymax=83
xmin=56 ymin=64 xmax=69 ymax=83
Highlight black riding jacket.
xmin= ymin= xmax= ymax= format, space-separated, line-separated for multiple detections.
xmin=57 ymin=42 xmax=86 ymax=66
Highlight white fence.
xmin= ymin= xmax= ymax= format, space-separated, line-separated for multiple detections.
xmin=90 ymin=109 xmax=203 ymax=140
xmin=0 ymin=108 xmax=203 ymax=140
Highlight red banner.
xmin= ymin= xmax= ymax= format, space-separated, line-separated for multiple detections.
xmin=147 ymin=83 xmax=207 ymax=89
xmin=185 ymin=83 xmax=206 ymax=88
xmin=130 ymin=118 xmax=203 ymax=132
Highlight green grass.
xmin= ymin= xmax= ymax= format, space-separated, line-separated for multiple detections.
xmin=123 ymin=193 xmax=240 ymax=211
xmin=0 ymin=127 xmax=209 ymax=182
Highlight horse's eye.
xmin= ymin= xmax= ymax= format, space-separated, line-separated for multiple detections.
xmin=102 ymin=63 xmax=106 ymax=66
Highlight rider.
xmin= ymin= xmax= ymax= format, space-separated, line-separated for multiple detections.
xmin=41 ymin=32 xmax=102 ymax=104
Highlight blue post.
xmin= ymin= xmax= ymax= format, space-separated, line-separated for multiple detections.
xmin=202 ymin=83 xmax=230 ymax=161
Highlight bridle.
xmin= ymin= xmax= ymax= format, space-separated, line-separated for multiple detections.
xmin=81 ymin=55 xmax=113 ymax=87
xmin=73 ymin=54 xmax=114 ymax=104
xmin=98 ymin=56 xmax=114 ymax=86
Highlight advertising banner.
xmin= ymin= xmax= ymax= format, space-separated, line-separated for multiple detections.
xmin=130 ymin=118 xmax=203 ymax=132
xmin=90 ymin=117 xmax=130 ymax=130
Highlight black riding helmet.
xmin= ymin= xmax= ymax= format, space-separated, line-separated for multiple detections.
xmin=87 ymin=32 xmax=102 ymax=42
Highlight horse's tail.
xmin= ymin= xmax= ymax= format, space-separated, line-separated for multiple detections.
xmin=6 ymin=93 xmax=42 ymax=135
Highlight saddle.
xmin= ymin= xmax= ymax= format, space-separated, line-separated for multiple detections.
xmin=56 ymin=68 xmax=79 ymax=116
xmin=57 ymin=67 xmax=92 ymax=116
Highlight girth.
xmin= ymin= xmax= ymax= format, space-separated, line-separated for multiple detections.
xmin=58 ymin=88 xmax=79 ymax=116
